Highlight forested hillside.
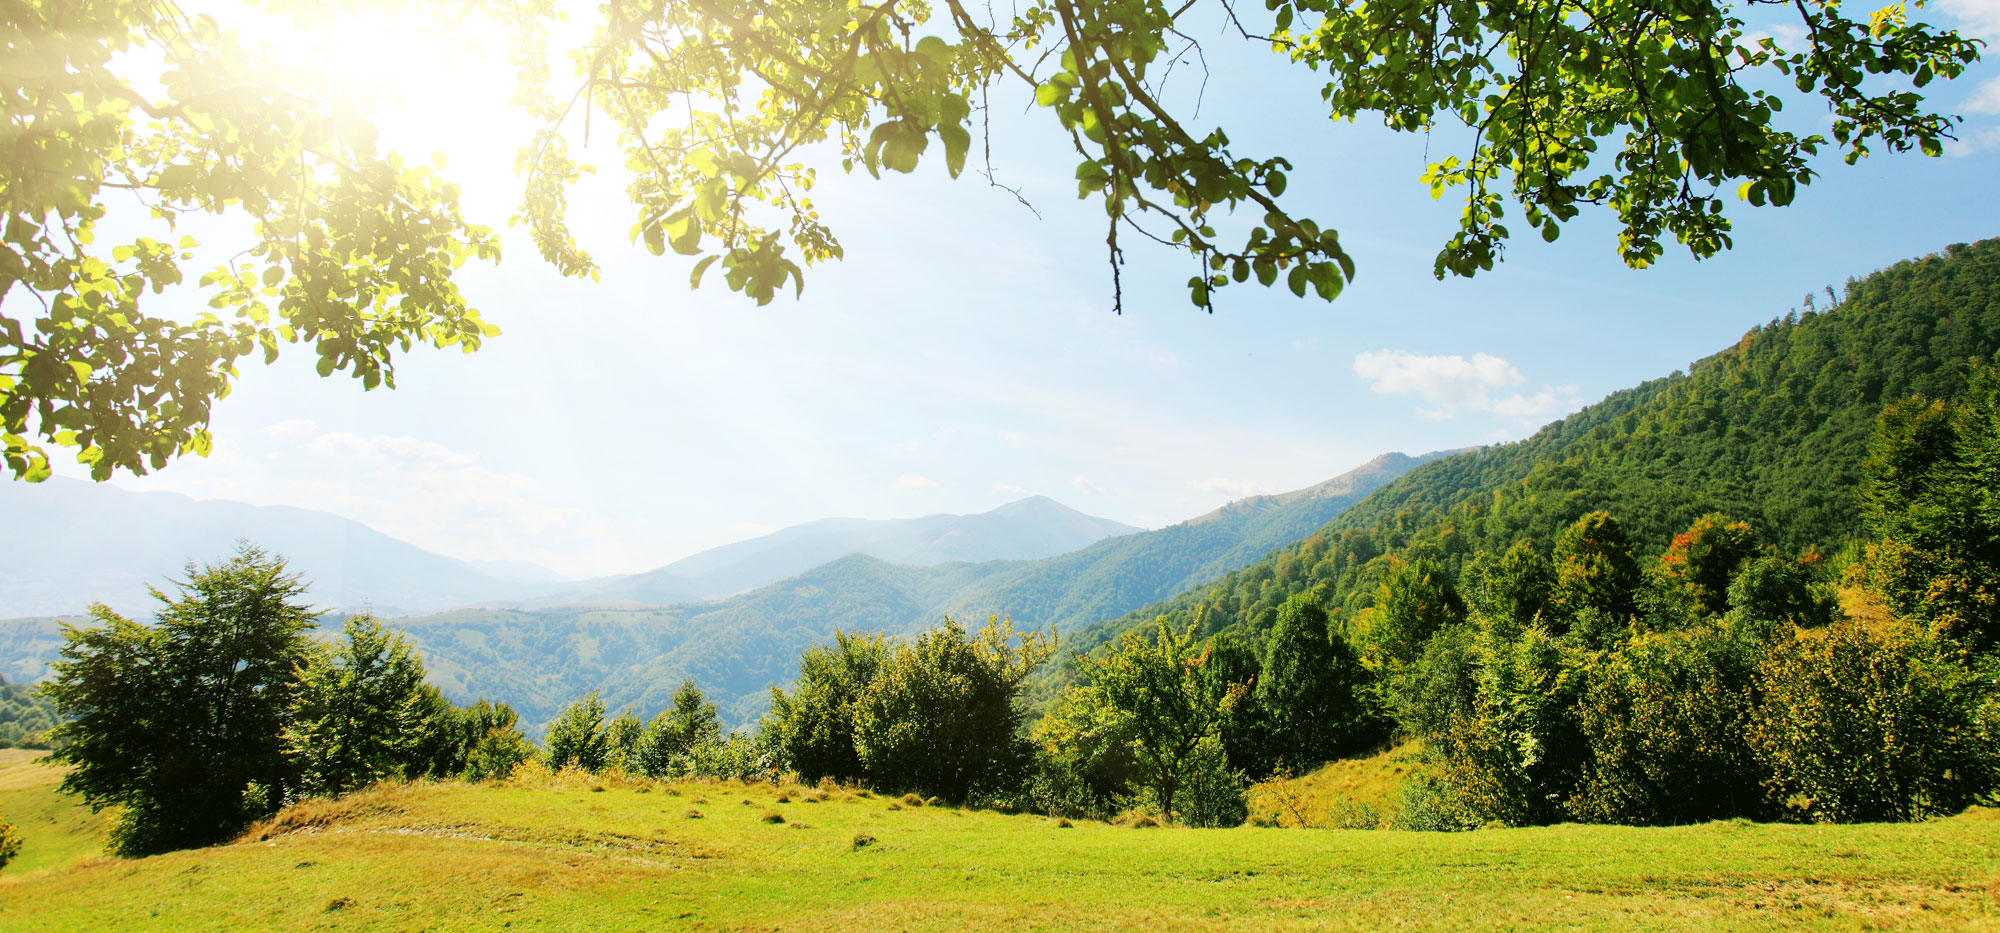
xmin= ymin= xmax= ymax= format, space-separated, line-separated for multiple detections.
xmin=1076 ymin=238 xmax=2000 ymax=656
xmin=389 ymin=451 xmax=1436 ymax=729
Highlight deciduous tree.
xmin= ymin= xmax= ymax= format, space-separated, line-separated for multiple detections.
xmin=43 ymin=544 xmax=319 ymax=855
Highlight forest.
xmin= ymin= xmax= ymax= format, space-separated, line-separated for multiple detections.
xmin=3 ymin=240 xmax=1997 ymax=869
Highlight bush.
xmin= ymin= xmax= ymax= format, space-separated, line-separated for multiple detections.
xmin=1750 ymin=623 xmax=1999 ymax=822
xmin=1173 ymin=735 xmax=1247 ymax=828
xmin=849 ymin=618 xmax=1052 ymax=802
xmin=0 ymin=812 xmax=21 ymax=870
xmin=1569 ymin=627 xmax=1765 ymax=824
xmin=1028 ymin=687 xmax=1138 ymax=820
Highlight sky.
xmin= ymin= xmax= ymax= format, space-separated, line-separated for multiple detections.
xmin=42 ymin=0 xmax=2000 ymax=577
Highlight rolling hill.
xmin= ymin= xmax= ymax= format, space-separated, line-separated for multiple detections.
xmin=1066 ymin=237 xmax=2000 ymax=663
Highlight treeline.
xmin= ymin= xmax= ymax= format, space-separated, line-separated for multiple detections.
xmin=0 ymin=674 xmax=57 ymax=748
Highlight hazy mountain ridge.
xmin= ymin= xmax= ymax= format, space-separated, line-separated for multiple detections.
xmin=0 ymin=479 xmax=553 ymax=619
xmin=549 ymin=495 xmax=1140 ymax=605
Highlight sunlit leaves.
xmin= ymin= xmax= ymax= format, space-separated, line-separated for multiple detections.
xmin=2 ymin=0 xmax=501 ymax=481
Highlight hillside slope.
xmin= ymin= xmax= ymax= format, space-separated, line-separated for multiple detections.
xmin=1076 ymin=238 xmax=2000 ymax=657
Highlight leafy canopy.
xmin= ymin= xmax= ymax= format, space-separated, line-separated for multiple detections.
xmin=2 ymin=0 xmax=1984 ymax=480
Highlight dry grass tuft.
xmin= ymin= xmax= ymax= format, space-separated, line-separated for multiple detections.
xmin=683 ymin=809 xmax=703 ymax=820
xmin=1130 ymin=816 xmax=1160 ymax=829
xmin=760 ymin=810 xmax=786 ymax=824
xmin=885 ymin=802 xmax=903 ymax=811
xmin=851 ymin=831 xmax=877 ymax=849
xmin=900 ymin=793 xmax=926 ymax=807
xmin=1055 ymin=818 xmax=1073 ymax=828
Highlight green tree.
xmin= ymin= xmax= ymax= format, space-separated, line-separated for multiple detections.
xmin=543 ymin=692 xmax=610 ymax=773
xmin=1469 ymin=542 xmax=1558 ymax=632
xmin=766 ymin=632 xmax=891 ymax=786
xmin=1657 ymin=513 xmax=1759 ymax=618
xmin=1552 ymin=511 xmax=1641 ymax=627
xmin=1199 ymin=633 xmax=1270 ymax=779
xmin=602 ymin=708 xmax=645 ymax=773
xmin=1723 ymin=552 xmax=1838 ymax=642
xmin=851 ymin=617 xmax=1054 ymax=801
xmin=3 ymin=0 xmax=500 ymax=482
xmin=1261 ymin=593 xmax=1376 ymax=768
xmin=635 ymin=680 xmax=722 ymax=778
xmin=286 ymin=614 xmax=429 ymax=798
xmin=43 ymin=544 xmax=319 ymax=855
xmin=7 ymin=0 xmax=1980 ymax=480
xmin=1862 ymin=366 xmax=2000 ymax=652
xmin=463 ymin=706 xmax=536 ymax=782
xmin=1085 ymin=617 xmax=1233 ymax=823
xmin=1029 ymin=685 xmax=1139 ymax=819
xmin=1356 ymin=561 xmax=1467 ymax=669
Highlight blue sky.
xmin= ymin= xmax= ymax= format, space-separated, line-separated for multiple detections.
xmin=48 ymin=0 xmax=2000 ymax=576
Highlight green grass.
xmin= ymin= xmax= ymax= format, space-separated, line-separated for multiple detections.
xmin=0 ymin=749 xmax=108 ymax=879
xmin=1 ymin=768 xmax=1997 ymax=931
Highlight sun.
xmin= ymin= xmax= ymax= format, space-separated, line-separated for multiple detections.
xmin=178 ymin=0 xmax=541 ymax=221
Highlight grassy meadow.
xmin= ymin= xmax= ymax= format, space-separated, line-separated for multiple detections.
xmin=3 ymin=764 xmax=1998 ymax=931
xmin=0 ymin=751 xmax=107 ymax=879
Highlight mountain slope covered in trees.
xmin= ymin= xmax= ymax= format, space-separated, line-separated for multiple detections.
xmin=1072 ymin=238 xmax=2000 ymax=659
xmin=347 ymin=453 xmax=1441 ymax=730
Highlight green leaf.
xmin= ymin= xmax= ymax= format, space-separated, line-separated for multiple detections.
xmin=939 ymin=125 xmax=970 ymax=179
xmin=690 ymin=255 xmax=720 ymax=289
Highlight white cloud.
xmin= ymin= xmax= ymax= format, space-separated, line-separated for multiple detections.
xmin=1935 ymin=0 xmax=2000 ymax=39
xmin=1945 ymin=124 xmax=2000 ymax=156
xmin=1354 ymin=349 xmax=1583 ymax=422
xmin=1070 ymin=475 xmax=1106 ymax=496
xmin=304 ymin=431 xmax=478 ymax=466
xmin=263 ymin=418 xmax=318 ymax=441
xmin=1967 ymin=76 xmax=2000 ymax=115
xmin=990 ymin=481 xmax=1031 ymax=497
xmin=893 ymin=474 xmax=941 ymax=493
xmin=1186 ymin=477 xmax=1267 ymax=499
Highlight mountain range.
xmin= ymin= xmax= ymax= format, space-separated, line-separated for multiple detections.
xmin=0 ymin=484 xmax=1139 ymax=619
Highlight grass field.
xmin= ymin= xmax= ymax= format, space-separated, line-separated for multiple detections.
xmin=2 ymin=766 xmax=1997 ymax=931
xmin=0 ymin=750 xmax=108 ymax=879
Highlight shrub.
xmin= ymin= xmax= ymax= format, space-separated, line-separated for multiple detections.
xmin=1028 ymin=686 xmax=1138 ymax=820
xmin=0 ymin=812 xmax=20 ymax=870
xmin=1569 ymin=627 xmax=1765 ymax=824
xmin=1750 ymin=623 xmax=1999 ymax=822
xmin=1173 ymin=735 xmax=1247 ymax=828
xmin=850 ymin=618 xmax=1052 ymax=802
